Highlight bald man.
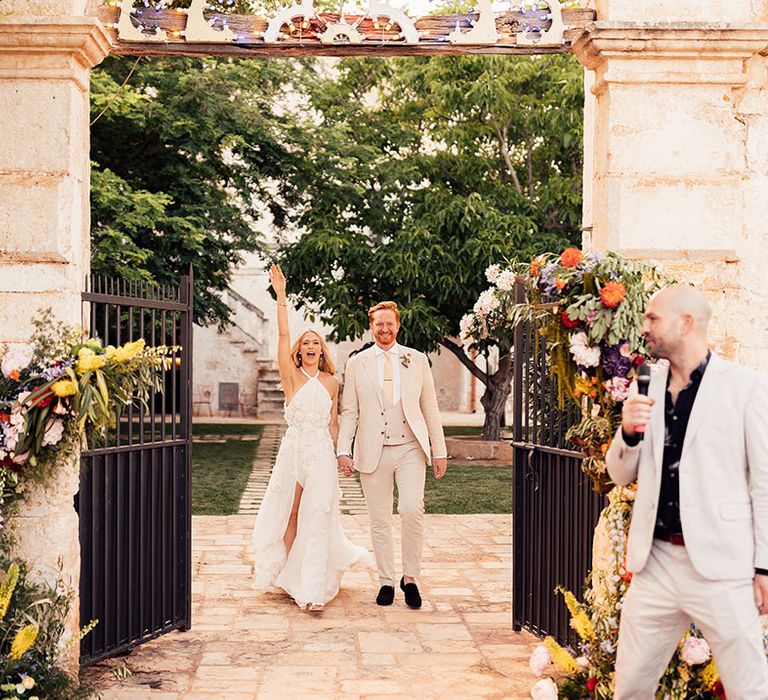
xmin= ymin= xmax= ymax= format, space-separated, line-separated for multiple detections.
xmin=606 ymin=285 xmax=768 ymax=699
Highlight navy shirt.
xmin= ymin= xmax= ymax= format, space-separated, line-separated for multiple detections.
xmin=654 ymin=352 xmax=710 ymax=538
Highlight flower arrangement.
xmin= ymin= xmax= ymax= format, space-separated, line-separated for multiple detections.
xmin=461 ymin=249 xmax=670 ymax=492
xmin=0 ymin=556 xmax=98 ymax=698
xmin=0 ymin=310 xmax=176 ymax=510
xmin=0 ymin=310 xmax=176 ymax=696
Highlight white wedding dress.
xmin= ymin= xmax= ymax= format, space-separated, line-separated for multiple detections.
xmin=251 ymin=368 xmax=371 ymax=608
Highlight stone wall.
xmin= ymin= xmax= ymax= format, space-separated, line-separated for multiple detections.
xmin=0 ymin=5 xmax=110 ymax=672
xmin=575 ymin=2 xmax=768 ymax=369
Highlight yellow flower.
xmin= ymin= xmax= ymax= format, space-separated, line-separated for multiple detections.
xmin=0 ymin=563 xmax=19 ymax=621
xmin=700 ymin=659 xmax=719 ymax=687
xmin=108 ymin=339 xmax=146 ymax=363
xmin=543 ymin=636 xmax=581 ymax=675
xmin=560 ymin=588 xmax=594 ymax=641
xmin=51 ymin=379 xmax=77 ymax=397
xmin=77 ymin=353 xmax=107 ymax=373
xmin=10 ymin=623 xmax=39 ymax=659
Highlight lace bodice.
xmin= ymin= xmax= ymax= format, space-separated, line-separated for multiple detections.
xmin=284 ymin=370 xmax=332 ymax=433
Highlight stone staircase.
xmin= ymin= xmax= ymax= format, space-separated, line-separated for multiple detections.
xmin=256 ymin=366 xmax=284 ymax=416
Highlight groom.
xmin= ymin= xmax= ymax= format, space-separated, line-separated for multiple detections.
xmin=337 ymin=301 xmax=447 ymax=608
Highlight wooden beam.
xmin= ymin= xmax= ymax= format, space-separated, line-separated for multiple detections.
xmin=96 ymin=6 xmax=595 ymax=57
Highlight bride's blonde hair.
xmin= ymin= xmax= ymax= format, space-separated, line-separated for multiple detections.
xmin=290 ymin=330 xmax=336 ymax=375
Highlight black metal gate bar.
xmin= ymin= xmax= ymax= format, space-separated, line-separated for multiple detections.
xmin=79 ymin=272 xmax=193 ymax=665
xmin=511 ymin=277 xmax=605 ymax=646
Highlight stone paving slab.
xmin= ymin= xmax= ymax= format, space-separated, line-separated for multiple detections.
xmin=85 ymin=514 xmax=541 ymax=699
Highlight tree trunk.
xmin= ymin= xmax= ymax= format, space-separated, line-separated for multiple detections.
xmin=479 ymin=352 xmax=513 ymax=441
xmin=437 ymin=338 xmax=514 ymax=441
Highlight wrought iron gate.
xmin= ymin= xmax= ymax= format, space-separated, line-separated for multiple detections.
xmin=511 ymin=279 xmax=605 ymax=645
xmin=79 ymin=274 xmax=193 ymax=665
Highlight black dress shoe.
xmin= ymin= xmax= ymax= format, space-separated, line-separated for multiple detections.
xmin=376 ymin=585 xmax=395 ymax=606
xmin=400 ymin=577 xmax=422 ymax=609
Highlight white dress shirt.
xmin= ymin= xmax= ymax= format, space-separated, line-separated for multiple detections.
xmin=374 ymin=343 xmax=401 ymax=405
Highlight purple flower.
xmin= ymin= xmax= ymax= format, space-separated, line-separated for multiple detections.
xmin=538 ymin=262 xmax=559 ymax=296
xmin=42 ymin=358 xmax=72 ymax=381
xmin=602 ymin=342 xmax=632 ymax=378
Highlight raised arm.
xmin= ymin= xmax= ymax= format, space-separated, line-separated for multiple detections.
xmin=269 ymin=264 xmax=295 ymax=399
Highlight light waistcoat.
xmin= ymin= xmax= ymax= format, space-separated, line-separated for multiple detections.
xmin=383 ymin=398 xmax=418 ymax=445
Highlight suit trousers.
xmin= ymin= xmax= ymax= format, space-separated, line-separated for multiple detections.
xmin=360 ymin=441 xmax=426 ymax=586
xmin=614 ymin=540 xmax=768 ymax=700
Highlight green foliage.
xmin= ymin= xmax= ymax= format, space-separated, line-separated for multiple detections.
xmin=275 ymin=54 xmax=583 ymax=352
xmin=90 ymin=55 xmax=307 ymax=327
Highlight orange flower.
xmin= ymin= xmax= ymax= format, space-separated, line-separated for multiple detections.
xmin=530 ymin=258 xmax=541 ymax=277
xmin=9 ymin=370 xmax=19 ymax=381
xmin=600 ymin=281 xmax=627 ymax=309
xmin=561 ymin=247 xmax=583 ymax=269
xmin=555 ymin=278 xmax=566 ymax=290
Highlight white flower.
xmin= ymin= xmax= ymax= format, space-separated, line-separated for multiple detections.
xmin=569 ymin=332 xmax=600 ymax=368
xmin=496 ymin=269 xmax=516 ymax=291
xmin=1 ymin=344 xmax=33 ymax=378
xmin=473 ymin=289 xmax=500 ymax=318
xmin=459 ymin=314 xmax=476 ymax=342
xmin=42 ymin=419 xmax=65 ymax=447
xmin=528 ymin=645 xmax=552 ymax=677
xmin=485 ymin=264 xmax=501 ymax=283
xmin=680 ymin=636 xmax=711 ymax=665
xmin=331 ymin=266 xmax=344 ymax=281
xmin=530 ymin=677 xmax=558 ymax=700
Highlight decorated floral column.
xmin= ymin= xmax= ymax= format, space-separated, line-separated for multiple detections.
xmin=0 ymin=2 xmax=111 ymax=673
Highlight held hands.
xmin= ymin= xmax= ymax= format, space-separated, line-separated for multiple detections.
xmin=621 ymin=393 xmax=655 ymax=437
xmin=433 ymin=457 xmax=447 ymax=480
xmin=337 ymin=454 xmax=354 ymax=478
xmin=269 ymin=263 xmax=287 ymax=299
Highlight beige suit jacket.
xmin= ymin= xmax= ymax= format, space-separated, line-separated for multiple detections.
xmin=337 ymin=344 xmax=447 ymax=474
xmin=605 ymin=353 xmax=768 ymax=580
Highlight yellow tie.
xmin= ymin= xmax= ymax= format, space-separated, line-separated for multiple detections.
xmin=383 ymin=351 xmax=394 ymax=404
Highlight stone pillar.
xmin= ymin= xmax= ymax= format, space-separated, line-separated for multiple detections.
xmin=573 ymin=2 xmax=768 ymax=369
xmin=0 ymin=4 xmax=110 ymax=671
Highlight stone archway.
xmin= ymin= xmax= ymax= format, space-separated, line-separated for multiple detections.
xmin=3 ymin=0 xmax=768 ymax=671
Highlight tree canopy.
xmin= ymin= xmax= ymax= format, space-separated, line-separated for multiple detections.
xmin=275 ymin=54 xmax=584 ymax=353
xmin=90 ymin=55 xmax=306 ymax=326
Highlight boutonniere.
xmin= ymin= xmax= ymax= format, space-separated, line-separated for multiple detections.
xmin=400 ymin=353 xmax=411 ymax=368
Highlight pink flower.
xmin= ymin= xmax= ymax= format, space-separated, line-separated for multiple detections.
xmin=680 ymin=636 xmax=711 ymax=665
xmin=528 ymin=645 xmax=552 ymax=677
xmin=604 ymin=377 xmax=632 ymax=402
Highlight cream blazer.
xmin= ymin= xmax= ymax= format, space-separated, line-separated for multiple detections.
xmin=605 ymin=353 xmax=768 ymax=580
xmin=337 ymin=344 xmax=447 ymax=474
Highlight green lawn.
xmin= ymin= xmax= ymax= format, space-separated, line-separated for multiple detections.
xmin=389 ymin=464 xmax=512 ymax=515
xmin=193 ymin=422 xmax=264 ymax=437
xmin=192 ymin=425 xmax=263 ymax=515
xmin=424 ymin=465 xmax=512 ymax=514
xmin=442 ymin=425 xmax=484 ymax=436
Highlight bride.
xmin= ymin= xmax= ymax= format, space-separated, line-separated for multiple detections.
xmin=251 ymin=264 xmax=371 ymax=611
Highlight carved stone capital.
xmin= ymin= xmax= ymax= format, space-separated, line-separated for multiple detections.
xmin=572 ymin=23 xmax=768 ymax=90
xmin=0 ymin=17 xmax=112 ymax=80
